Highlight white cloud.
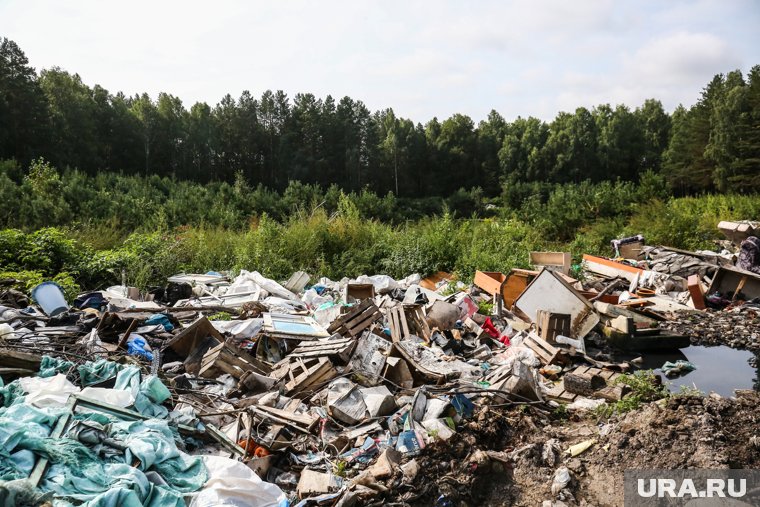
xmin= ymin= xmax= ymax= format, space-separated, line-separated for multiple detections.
xmin=1 ymin=0 xmax=757 ymax=121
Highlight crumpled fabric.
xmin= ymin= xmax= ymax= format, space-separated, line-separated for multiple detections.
xmin=113 ymin=368 xmax=169 ymax=419
xmin=737 ymin=236 xmax=760 ymax=275
xmin=110 ymin=419 xmax=208 ymax=493
xmin=0 ymin=380 xmax=25 ymax=407
xmin=44 ymin=459 xmax=187 ymax=506
xmin=0 ymin=403 xmax=62 ymax=480
xmin=145 ymin=314 xmax=174 ymax=332
xmin=78 ymin=359 xmax=123 ymax=386
xmin=79 ymin=484 xmax=184 ymax=507
xmin=38 ymin=356 xmax=75 ymax=378
xmin=33 ymin=419 xmax=208 ymax=507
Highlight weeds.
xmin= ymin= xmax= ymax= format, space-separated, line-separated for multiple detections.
xmin=2 ymin=190 xmax=760 ymax=294
xmin=593 ymin=370 xmax=669 ymax=419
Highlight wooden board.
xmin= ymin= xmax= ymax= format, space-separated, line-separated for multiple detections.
xmin=199 ymin=342 xmax=271 ymax=379
xmin=271 ymin=356 xmax=338 ymax=396
xmin=388 ymin=304 xmax=410 ymax=343
xmin=523 ymin=333 xmax=563 ymax=365
xmin=536 ymin=310 xmax=571 ymax=343
xmin=327 ymin=300 xmax=382 ymax=337
xmin=514 ymin=268 xmax=599 ymax=339
xmin=287 ymin=336 xmax=355 ymax=362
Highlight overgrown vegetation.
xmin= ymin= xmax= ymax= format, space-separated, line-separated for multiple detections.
xmin=1 ymin=176 xmax=758 ymax=303
xmin=593 ymin=370 xmax=670 ymax=419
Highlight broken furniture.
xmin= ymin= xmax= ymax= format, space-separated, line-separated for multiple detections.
xmin=327 ymin=299 xmax=382 ymax=337
xmin=199 ymin=342 xmax=271 ymax=380
xmin=529 ymin=251 xmax=571 ymax=275
xmin=708 ymin=265 xmax=760 ymax=301
xmin=262 ymin=313 xmax=330 ymax=341
xmin=270 ymin=356 xmax=338 ymax=396
xmin=536 ymin=310 xmax=571 ymax=343
xmin=344 ymin=283 xmax=375 ymax=303
xmin=514 ymin=268 xmax=600 ymax=339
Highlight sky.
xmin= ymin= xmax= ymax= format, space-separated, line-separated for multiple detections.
xmin=2 ymin=0 xmax=759 ymax=123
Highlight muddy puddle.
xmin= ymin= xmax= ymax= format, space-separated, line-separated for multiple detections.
xmin=619 ymin=345 xmax=759 ymax=396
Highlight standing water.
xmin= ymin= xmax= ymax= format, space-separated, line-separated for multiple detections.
xmin=628 ymin=345 xmax=759 ymax=396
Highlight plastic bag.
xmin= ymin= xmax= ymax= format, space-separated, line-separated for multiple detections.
xmin=551 ymin=466 xmax=571 ymax=495
xmin=18 ymin=374 xmax=79 ymax=408
xmin=189 ymin=455 xmax=289 ymax=507
xmin=126 ymin=334 xmax=153 ymax=361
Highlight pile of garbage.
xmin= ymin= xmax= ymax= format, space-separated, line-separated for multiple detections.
xmin=0 ymin=222 xmax=758 ymax=506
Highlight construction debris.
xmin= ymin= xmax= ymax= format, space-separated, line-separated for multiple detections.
xmin=0 ymin=225 xmax=758 ymax=506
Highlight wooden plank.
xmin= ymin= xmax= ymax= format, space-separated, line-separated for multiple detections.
xmin=388 ymin=306 xmax=404 ymax=343
xmin=249 ymin=407 xmax=311 ymax=434
xmin=282 ymin=357 xmax=337 ymax=395
xmin=326 ymin=300 xmax=371 ymax=333
xmin=344 ymin=308 xmax=382 ymax=335
xmin=253 ymin=404 xmax=317 ymax=428
xmin=0 ymin=349 xmax=43 ymax=370
xmin=524 ymin=334 xmax=561 ymax=365
xmin=116 ymin=318 xmax=139 ymax=350
xmin=260 ymin=398 xmax=301 ymax=449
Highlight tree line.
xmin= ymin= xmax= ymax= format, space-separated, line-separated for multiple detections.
xmin=1 ymin=36 xmax=759 ymax=197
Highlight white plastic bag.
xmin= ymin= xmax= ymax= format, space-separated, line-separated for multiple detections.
xmin=189 ymin=455 xmax=288 ymax=507
xmin=19 ymin=374 xmax=80 ymax=408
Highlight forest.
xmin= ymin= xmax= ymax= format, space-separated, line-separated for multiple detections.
xmin=2 ymin=36 xmax=760 ymax=295
xmin=2 ymin=36 xmax=759 ymax=202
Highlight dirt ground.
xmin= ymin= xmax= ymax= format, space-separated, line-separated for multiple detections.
xmin=378 ymin=390 xmax=760 ymax=507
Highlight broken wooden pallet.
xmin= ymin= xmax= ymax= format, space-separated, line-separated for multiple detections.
xmin=287 ymin=335 xmax=355 ymax=362
xmin=258 ymin=398 xmax=301 ymax=450
xmin=398 ymin=304 xmax=431 ymax=342
xmin=546 ymin=382 xmax=578 ymax=403
xmin=199 ymin=342 xmax=271 ymax=379
xmin=387 ymin=304 xmax=410 ymax=343
xmin=523 ymin=333 xmax=563 ymax=365
xmin=327 ymin=300 xmax=381 ymax=337
xmin=271 ymin=356 xmax=338 ymax=396
xmin=548 ymin=365 xmax=626 ymax=403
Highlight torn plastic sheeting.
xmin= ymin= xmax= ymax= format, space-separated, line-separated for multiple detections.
xmin=78 ymin=359 xmax=123 ymax=387
xmin=38 ymin=356 xmax=75 ymax=378
xmin=0 ymin=404 xmax=60 ymax=480
xmin=79 ymin=387 xmax=134 ymax=408
xmin=113 ymin=367 xmax=169 ymax=419
xmin=189 ymin=455 xmax=289 ymax=507
xmin=18 ymin=374 xmax=80 ymax=408
xmin=73 ymin=484 xmax=184 ymax=507
xmin=210 ymin=318 xmax=263 ymax=340
xmin=302 ymin=289 xmax=333 ymax=309
xmin=354 ymin=274 xmax=399 ymax=294
xmin=247 ymin=270 xmax=299 ymax=301
xmin=145 ymin=314 xmax=174 ymax=332
xmin=110 ymin=419 xmax=207 ymax=492
xmin=42 ymin=455 xmax=191 ymax=506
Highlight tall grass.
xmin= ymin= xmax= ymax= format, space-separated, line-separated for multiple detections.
xmin=1 ymin=192 xmax=758 ymax=298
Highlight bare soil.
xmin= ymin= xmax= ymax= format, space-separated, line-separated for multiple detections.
xmin=381 ymin=391 xmax=760 ymax=507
